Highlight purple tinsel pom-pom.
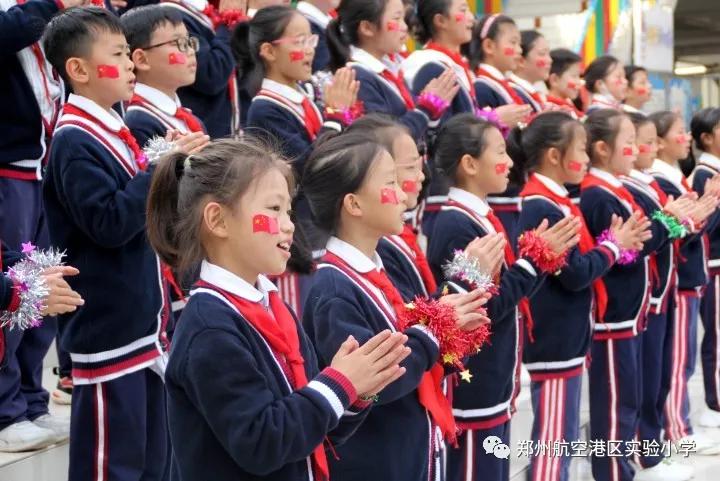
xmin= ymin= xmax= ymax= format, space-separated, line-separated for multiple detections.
xmin=597 ymin=229 xmax=639 ymax=265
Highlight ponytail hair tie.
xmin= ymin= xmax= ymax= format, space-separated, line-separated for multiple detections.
xmin=480 ymin=14 xmax=499 ymax=40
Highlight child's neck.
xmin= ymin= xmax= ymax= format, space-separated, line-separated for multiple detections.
xmin=265 ymin=69 xmax=299 ymax=90
xmin=482 ymin=58 xmax=503 ymax=71
xmin=548 ymin=86 xmax=567 ymax=100
xmin=704 ymin=147 xmax=720 ymax=159
xmin=657 ymin=153 xmax=679 ymax=168
xmin=591 ymin=164 xmax=618 ymax=177
xmin=359 ymin=42 xmax=387 ymax=62
xmin=206 ymin=251 xmax=259 ymax=287
xmin=515 ymin=69 xmax=536 ymax=84
xmin=72 ymin=86 xmax=116 ymax=112
xmin=456 ymin=179 xmax=488 ymax=200
xmin=430 ymin=34 xmax=460 ymax=52
xmin=136 ymin=76 xmax=178 ymax=102
xmin=535 ymin=165 xmax=565 ymax=187
xmin=625 ymin=96 xmax=644 ymax=109
xmin=336 ymin=223 xmax=380 ymax=261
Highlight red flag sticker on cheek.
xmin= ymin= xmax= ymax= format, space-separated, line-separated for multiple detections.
xmin=454 ymin=13 xmax=465 ymax=23
xmin=169 ymin=52 xmax=187 ymax=65
xmin=380 ymin=188 xmax=399 ymax=204
xmin=676 ymin=134 xmax=688 ymax=144
xmin=535 ymin=59 xmax=549 ymax=68
xmin=622 ymin=147 xmax=635 ymax=157
xmin=97 ymin=65 xmax=119 ymax=79
xmin=401 ymin=180 xmax=418 ymax=193
xmin=386 ymin=21 xmax=400 ymax=31
xmin=568 ymin=160 xmax=584 ymax=172
xmin=289 ymin=50 xmax=305 ymax=62
xmin=635 ymin=87 xmax=649 ymax=96
xmin=252 ymin=215 xmax=279 ymax=234
xmin=638 ymin=144 xmax=652 ymax=154
xmin=495 ymin=163 xmax=508 ymax=174
xmin=567 ymin=79 xmax=578 ymax=89
xmin=503 ymin=47 xmax=516 ymax=56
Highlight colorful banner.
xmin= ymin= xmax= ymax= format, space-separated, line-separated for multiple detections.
xmin=577 ymin=0 xmax=630 ymax=65
xmin=471 ymin=0 xmax=505 ymax=15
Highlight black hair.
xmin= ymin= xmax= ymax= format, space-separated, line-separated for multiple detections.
xmin=468 ymin=14 xmax=516 ymax=70
xmin=344 ymin=113 xmax=411 ymax=154
xmin=231 ymin=5 xmax=297 ymax=97
xmin=302 ymin=133 xmax=385 ymax=233
xmin=506 ymin=111 xmax=581 ymax=184
xmin=585 ymin=109 xmax=626 ymax=163
xmin=326 ymin=0 xmax=389 ymax=72
xmin=627 ymin=111 xmax=652 ymax=131
xmin=624 ymin=65 xmax=647 ymax=88
xmin=691 ymin=107 xmax=720 ymax=152
xmin=43 ymin=7 xmax=125 ymax=84
xmin=433 ymin=113 xmax=498 ymax=183
xmin=549 ymin=48 xmax=581 ymax=78
xmin=648 ymin=110 xmax=681 ymax=139
xmin=408 ymin=0 xmax=452 ymax=45
xmin=583 ymin=55 xmax=619 ymax=94
xmin=520 ymin=29 xmax=542 ymax=57
xmin=120 ymin=5 xmax=184 ymax=52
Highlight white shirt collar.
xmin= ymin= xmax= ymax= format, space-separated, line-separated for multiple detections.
xmin=350 ymin=47 xmax=392 ymax=74
xmin=629 ymin=168 xmax=656 ymax=185
xmin=622 ymin=103 xmax=643 ymax=114
xmin=648 ymin=159 xmax=685 ymax=187
xmin=479 ymin=63 xmax=507 ymax=80
xmin=66 ymin=93 xmax=124 ymax=131
xmin=260 ymin=78 xmax=306 ymax=104
xmin=508 ymin=73 xmax=537 ymax=94
xmin=699 ymin=152 xmax=720 ymax=171
xmin=182 ymin=0 xmax=207 ymax=11
xmin=534 ymin=173 xmax=568 ymax=197
xmin=199 ymin=260 xmax=277 ymax=305
xmin=296 ymin=1 xmax=332 ymax=28
xmin=326 ymin=236 xmax=384 ymax=274
xmin=134 ymin=83 xmax=181 ymax=116
xmin=589 ymin=167 xmax=623 ymax=187
xmin=247 ymin=7 xmax=257 ymax=18
xmin=448 ymin=187 xmax=490 ymax=216
xmin=591 ymin=93 xmax=620 ymax=109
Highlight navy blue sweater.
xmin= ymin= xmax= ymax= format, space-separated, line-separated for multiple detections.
xmin=691 ymin=154 xmax=720 ymax=276
xmin=43 ymin=95 xmax=166 ymax=382
xmin=164 ymin=0 xmax=235 ymax=139
xmin=377 ymin=235 xmax=430 ymax=302
xmin=0 ymin=0 xmax=61 ymax=180
xmin=167 ymin=263 xmax=367 ymax=481
xmin=426 ymin=189 xmax=540 ymax=428
xmin=303 ymin=237 xmax=441 ymax=481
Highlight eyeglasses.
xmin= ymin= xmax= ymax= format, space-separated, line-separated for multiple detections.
xmin=271 ymin=34 xmax=319 ymax=49
xmin=142 ymin=36 xmax=200 ymax=53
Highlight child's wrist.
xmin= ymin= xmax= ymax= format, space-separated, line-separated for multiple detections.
xmin=651 ymin=210 xmax=689 ymax=239
xmin=596 ymin=229 xmax=639 ymax=265
xmin=324 ymin=101 xmax=364 ymax=127
xmin=416 ymin=92 xmax=449 ymax=120
xmin=517 ymin=230 xmax=568 ymax=274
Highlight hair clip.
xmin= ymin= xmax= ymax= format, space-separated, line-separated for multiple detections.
xmin=480 ymin=14 xmax=499 ymax=39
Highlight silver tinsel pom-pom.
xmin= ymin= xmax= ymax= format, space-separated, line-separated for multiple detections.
xmin=1 ymin=244 xmax=66 ymax=330
xmin=442 ymin=250 xmax=496 ymax=292
xmin=143 ymin=137 xmax=176 ymax=166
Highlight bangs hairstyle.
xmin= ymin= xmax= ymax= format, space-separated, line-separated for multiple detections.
xmin=146 ymin=137 xmax=293 ymax=275
xmin=43 ymin=7 xmax=125 ymax=84
xmin=120 ymin=5 xmax=184 ymax=52
xmin=627 ymin=111 xmax=652 ymax=131
xmin=583 ymin=55 xmax=619 ymax=93
xmin=468 ymin=14 xmax=516 ymax=69
xmin=231 ymin=5 xmax=297 ymax=97
xmin=584 ymin=109 xmax=626 ymax=162
xmin=648 ymin=110 xmax=681 ymax=139
xmin=408 ymin=0 xmax=452 ymax=45
xmin=433 ymin=113 xmax=498 ymax=182
xmin=549 ymin=48 xmax=581 ymax=77
xmin=624 ymin=65 xmax=647 ymax=88
xmin=326 ymin=0 xmax=388 ymax=72
xmin=691 ymin=107 xmax=720 ymax=151
xmin=344 ymin=114 xmax=411 ymax=154
xmin=520 ymin=30 xmax=542 ymax=57
xmin=302 ymin=133 xmax=385 ymax=233
xmin=506 ymin=111 xmax=581 ymax=184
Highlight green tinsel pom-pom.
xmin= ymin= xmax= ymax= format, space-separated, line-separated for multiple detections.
xmin=651 ymin=210 xmax=688 ymax=239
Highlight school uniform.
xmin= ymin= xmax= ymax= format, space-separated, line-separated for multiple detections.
xmin=304 ymin=237 xmax=446 ymax=481
xmin=296 ymin=1 xmax=331 ymax=73
xmin=162 ymin=0 xmax=238 ymax=138
xmin=507 ymin=74 xmax=546 ymax=113
xmin=545 ymin=95 xmax=584 ymax=120
xmin=580 ymin=168 xmax=655 ymax=481
xmin=586 ymin=93 xmax=621 ymax=113
xmin=166 ymin=260 xmax=368 ymax=481
xmin=377 ymin=225 xmax=437 ymax=302
xmin=425 ymin=187 xmax=540 ymax=481
xmin=0 ymin=0 xmax=65 ymax=435
xmin=0 ymin=242 xmax=23 ymax=367
xmin=691 ymin=153 xmax=720 ymax=416
xmin=44 ymin=94 xmax=170 ymax=481
xmin=518 ymin=174 xmax=619 ymax=481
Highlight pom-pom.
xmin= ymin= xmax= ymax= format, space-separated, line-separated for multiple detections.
xmin=397 ymin=297 xmax=491 ymax=372
xmin=143 ymin=137 xmax=176 ymax=166
xmin=517 ymin=231 xmax=568 ymax=274
xmin=442 ymin=250 xmax=497 ymax=293
xmin=651 ymin=210 xmax=688 ymax=239
xmin=417 ymin=92 xmax=450 ymax=120
xmin=597 ymin=229 xmax=639 ymax=265
xmin=1 ymin=244 xmax=65 ymax=330
xmin=324 ymin=101 xmax=365 ymax=126
xmin=475 ymin=107 xmax=509 ymax=137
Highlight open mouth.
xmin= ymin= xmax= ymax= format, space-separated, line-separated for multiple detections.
xmin=277 ymin=240 xmax=291 ymax=252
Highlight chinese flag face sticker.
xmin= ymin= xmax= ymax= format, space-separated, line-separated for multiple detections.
xmin=503 ymin=47 xmax=516 ymax=57
xmin=635 ymin=87 xmax=649 ymax=96
xmin=401 ymin=180 xmax=418 ymax=193
xmin=252 ymin=215 xmax=279 ymax=234
xmin=169 ymin=52 xmax=187 ymax=65
xmin=289 ymin=50 xmax=305 ymax=62
xmin=454 ymin=13 xmax=465 ymax=23
xmin=386 ymin=21 xmax=399 ymax=32
xmin=567 ymin=79 xmax=578 ymax=89
xmin=380 ymin=188 xmax=399 ymax=204
xmin=495 ymin=163 xmax=508 ymax=174
xmin=622 ymin=147 xmax=635 ymax=157
xmin=676 ymin=134 xmax=688 ymax=144
xmin=97 ymin=65 xmax=119 ymax=79
xmin=568 ymin=160 xmax=583 ymax=172
xmin=638 ymin=144 xmax=652 ymax=154
xmin=535 ymin=59 xmax=548 ymax=68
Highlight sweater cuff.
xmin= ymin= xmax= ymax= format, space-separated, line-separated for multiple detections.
xmin=307 ymin=367 xmax=358 ymax=419
xmin=598 ymin=241 xmax=620 ymax=262
xmin=516 ymin=258 xmax=538 ymax=277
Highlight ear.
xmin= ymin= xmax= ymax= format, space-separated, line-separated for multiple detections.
xmin=459 ymin=153 xmax=479 ymax=177
xmin=547 ymin=72 xmax=559 ymax=90
xmin=595 ymin=140 xmax=612 ymax=161
xmin=131 ymin=49 xmax=151 ymax=72
xmin=547 ymin=146 xmax=562 ymax=167
xmin=432 ymin=12 xmax=448 ymax=32
xmin=481 ymin=37 xmax=495 ymax=59
xmin=203 ymin=202 xmax=230 ymax=239
xmin=341 ymin=192 xmax=364 ymax=219
xmin=515 ymin=55 xmax=527 ymax=72
xmin=358 ymin=19 xmax=378 ymax=40
xmin=65 ymin=57 xmax=90 ymax=85
xmin=258 ymin=42 xmax=277 ymax=63
xmin=701 ymin=132 xmax=713 ymax=150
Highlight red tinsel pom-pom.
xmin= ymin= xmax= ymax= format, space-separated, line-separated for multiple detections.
xmin=397 ymin=297 xmax=491 ymax=371
xmin=517 ymin=230 xmax=568 ymax=274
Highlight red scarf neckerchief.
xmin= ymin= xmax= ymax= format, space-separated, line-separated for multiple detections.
xmin=398 ymin=224 xmax=438 ymax=294
xmin=425 ymin=42 xmax=476 ymax=104
xmin=475 ymin=66 xmax=526 ymax=105
xmin=520 ymin=174 xmax=609 ymax=321
xmin=257 ymin=88 xmax=323 ymax=141
xmin=195 ymin=279 xmax=329 ymax=481
xmin=379 ymin=69 xmax=416 ymax=110
xmin=129 ymin=94 xmax=204 ymax=133
xmin=321 ymin=251 xmax=456 ymax=442
xmin=581 ymin=170 xmax=644 ymax=214
xmin=546 ymin=95 xmax=583 ymax=118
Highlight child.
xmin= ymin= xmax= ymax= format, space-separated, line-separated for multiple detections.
xmin=623 ymin=65 xmax=652 ymax=114
xmin=296 ymin=0 xmax=335 ymax=72
xmin=302 ymin=132 xmax=490 ymax=481
xmin=691 ymin=108 xmax=720 ymax=430
xmin=427 ymin=113 xmax=579 ymax=481
xmin=513 ymin=111 xmax=650 ymax=481
xmin=326 ymin=0 xmax=458 ymax=143
xmin=146 ymin=137 xmax=410 ymax=481
xmin=647 ymin=110 xmax=720 ymax=454
xmin=42 ymin=8 xmax=173 ymax=479
xmin=583 ymin=55 xmax=627 ymax=113
xmin=509 ymin=30 xmax=552 ymax=113
xmin=160 ymin=0 xmax=240 ymax=138
xmin=545 ymin=48 xmax=584 ymax=118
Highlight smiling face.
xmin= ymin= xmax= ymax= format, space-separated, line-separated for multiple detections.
xmin=484 ymin=22 xmax=520 ymax=72
xmin=626 ymin=69 xmax=652 ymax=106
xmin=262 ymin=13 xmax=316 ymax=82
xmin=634 ymin=121 xmax=658 ymax=170
xmin=442 ymin=0 xmax=474 ymax=46
xmin=658 ymin=117 xmax=691 ymax=162
xmin=460 ymin=126 xmax=513 ymax=195
xmin=518 ymin=35 xmax=551 ymax=82
xmin=134 ymin=21 xmax=197 ymax=90
xmin=392 ymin=132 xmax=425 ymax=210
xmin=373 ymin=0 xmax=408 ymax=55
xmin=560 ymin=124 xmax=589 ymax=185
xmin=607 ymin=116 xmax=636 ymax=176
xmin=599 ymin=61 xmax=627 ymax=101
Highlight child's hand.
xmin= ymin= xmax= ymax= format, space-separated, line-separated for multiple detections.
xmin=174 ymin=132 xmax=210 ymax=155
xmin=610 ymin=212 xmax=652 ymax=251
xmin=464 ymin=234 xmax=505 ymax=277
xmin=218 ymin=0 xmax=247 ymax=13
xmin=439 ymin=288 xmax=491 ymax=331
xmin=534 ymin=217 xmax=581 ymax=254
xmin=40 ymin=268 xmax=84 ymax=316
xmin=330 ymin=331 xmax=410 ymax=398
xmin=690 ymin=193 xmax=720 ymax=225
xmin=421 ymin=69 xmax=460 ymax=104
xmin=324 ymin=67 xmax=359 ymax=110
xmin=663 ymin=195 xmax=695 ymax=220
xmin=704 ymin=175 xmax=720 ymax=198
xmin=495 ymin=104 xmax=533 ymax=127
